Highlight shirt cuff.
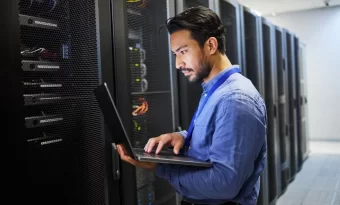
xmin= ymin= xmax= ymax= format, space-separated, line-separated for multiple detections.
xmin=176 ymin=130 xmax=188 ymax=140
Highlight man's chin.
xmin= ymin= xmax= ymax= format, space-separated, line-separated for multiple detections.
xmin=187 ymin=76 xmax=200 ymax=84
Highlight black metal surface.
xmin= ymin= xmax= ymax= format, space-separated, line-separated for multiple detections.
xmin=276 ymin=27 xmax=290 ymax=195
xmin=294 ymin=36 xmax=303 ymax=170
xmin=2 ymin=0 xmax=27 ymax=203
xmin=286 ymin=32 xmax=299 ymax=180
xmin=122 ymin=0 xmax=177 ymax=205
xmin=262 ymin=18 xmax=281 ymax=205
xmin=97 ymin=0 xmax=121 ymax=203
xmin=185 ymin=0 xmax=209 ymax=8
xmin=111 ymin=0 xmax=137 ymax=205
xmin=219 ymin=0 xmax=241 ymax=66
xmin=242 ymin=8 xmax=268 ymax=205
xmin=243 ymin=10 xmax=265 ymax=96
xmin=4 ymin=0 xmax=110 ymax=204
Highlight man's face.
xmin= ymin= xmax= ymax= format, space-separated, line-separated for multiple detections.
xmin=170 ymin=30 xmax=211 ymax=83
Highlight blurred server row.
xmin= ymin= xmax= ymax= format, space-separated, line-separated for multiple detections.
xmin=2 ymin=0 xmax=309 ymax=205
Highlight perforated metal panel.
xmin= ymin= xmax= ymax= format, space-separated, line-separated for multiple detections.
xmin=19 ymin=0 xmax=105 ymax=204
xmin=185 ymin=0 xmax=209 ymax=8
xmin=220 ymin=0 xmax=239 ymax=65
xmin=126 ymin=1 xmax=176 ymax=205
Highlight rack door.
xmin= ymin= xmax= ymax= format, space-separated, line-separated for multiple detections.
xmin=275 ymin=27 xmax=290 ymax=195
xmin=17 ymin=0 xmax=107 ymax=204
xmin=215 ymin=0 xmax=242 ymax=68
xmin=286 ymin=31 xmax=299 ymax=180
xmin=113 ymin=0 xmax=179 ymax=205
xmin=262 ymin=18 xmax=281 ymax=205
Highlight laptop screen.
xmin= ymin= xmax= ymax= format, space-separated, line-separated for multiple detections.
xmin=93 ymin=83 xmax=135 ymax=158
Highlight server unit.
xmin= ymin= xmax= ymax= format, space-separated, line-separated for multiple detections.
xmin=275 ymin=26 xmax=290 ymax=195
xmin=240 ymin=6 xmax=269 ymax=205
xmin=296 ymin=41 xmax=309 ymax=165
xmin=262 ymin=17 xmax=281 ymax=205
xmin=175 ymin=0 xmax=215 ymax=130
xmin=215 ymin=0 xmax=242 ymax=68
xmin=112 ymin=0 xmax=179 ymax=204
xmin=3 ymin=0 xmax=118 ymax=204
xmin=286 ymin=31 xmax=299 ymax=180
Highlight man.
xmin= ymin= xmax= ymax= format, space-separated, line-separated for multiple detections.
xmin=117 ymin=6 xmax=267 ymax=205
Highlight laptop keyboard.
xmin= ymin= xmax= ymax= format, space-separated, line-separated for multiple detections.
xmin=134 ymin=148 xmax=185 ymax=159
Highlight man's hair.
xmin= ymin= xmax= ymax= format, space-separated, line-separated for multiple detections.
xmin=166 ymin=6 xmax=226 ymax=54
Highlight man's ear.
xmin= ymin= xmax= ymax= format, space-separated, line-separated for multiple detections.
xmin=206 ymin=37 xmax=218 ymax=55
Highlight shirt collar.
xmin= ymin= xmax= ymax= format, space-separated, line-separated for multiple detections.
xmin=201 ymin=65 xmax=240 ymax=93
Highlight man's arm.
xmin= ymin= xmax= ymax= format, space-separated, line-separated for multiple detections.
xmin=155 ymin=93 xmax=266 ymax=200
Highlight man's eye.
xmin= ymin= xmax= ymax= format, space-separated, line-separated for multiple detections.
xmin=180 ymin=50 xmax=187 ymax=54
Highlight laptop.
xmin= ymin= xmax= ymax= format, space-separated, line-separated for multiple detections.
xmin=94 ymin=83 xmax=212 ymax=167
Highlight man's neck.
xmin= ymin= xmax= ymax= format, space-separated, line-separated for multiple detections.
xmin=203 ymin=54 xmax=233 ymax=83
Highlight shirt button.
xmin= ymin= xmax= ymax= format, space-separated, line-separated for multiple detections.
xmin=204 ymin=94 xmax=207 ymax=97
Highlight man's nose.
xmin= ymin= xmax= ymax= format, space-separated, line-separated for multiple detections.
xmin=176 ymin=56 xmax=185 ymax=69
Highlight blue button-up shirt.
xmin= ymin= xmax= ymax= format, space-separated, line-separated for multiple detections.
xmin=155 ymin=65 xmax=267 ymax=205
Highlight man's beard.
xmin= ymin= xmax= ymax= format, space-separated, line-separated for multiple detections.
xmin=192 ymin=60 xmax=211 ymax=83
xmin=185 ymin=57 xmax=211 ymax=83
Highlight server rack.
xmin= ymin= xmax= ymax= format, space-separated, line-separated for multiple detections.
xmin=2 ymin=0 xmax=118 ymax=204
xmin=112 ymin=0 xmax=179 ymax=205
xmin=240 ymin=6 xmax=269 ymax=205
xmin=297 ymin=42 xmax=310 ymax=163
xmin=238 ymin=4 xmax=247 ymax=75
xmin=294 ymin=36 xmax=303 ymax=170
xmin=175 ymin=0 xmax=216 ymax=131
xmin=275 ymin=26 xmax=290 ymax=195
xmin=214 ymin=0 xmax=242 ymax=68
xmin=286 ymin=31 xmax=298 ymax=180
xmin=262 ymin=18 xmax=281 ymax=205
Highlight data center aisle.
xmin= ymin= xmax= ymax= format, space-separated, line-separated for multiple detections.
xmin=276 ymin=141 xmax=340 ymax=205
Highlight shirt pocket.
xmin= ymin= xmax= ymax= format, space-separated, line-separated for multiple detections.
xmin=190 ymin=124 xmax=210 ymax=160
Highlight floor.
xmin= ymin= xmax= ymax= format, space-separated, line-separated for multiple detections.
xmin=276 ymin=141 xmax=340 ymax=205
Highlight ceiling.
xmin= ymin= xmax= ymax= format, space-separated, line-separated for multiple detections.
xmin=238 ymin=0 xmax=340 ymax=16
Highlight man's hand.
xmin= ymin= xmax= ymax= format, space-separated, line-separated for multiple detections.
xmin=116 ymin=144 xmax=157 ymax=171
xmin=144 ymin=133 xmax=185 ymax=155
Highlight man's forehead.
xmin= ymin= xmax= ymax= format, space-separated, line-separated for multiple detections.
xmin=170 ymin=30 xmax=193 ymax=50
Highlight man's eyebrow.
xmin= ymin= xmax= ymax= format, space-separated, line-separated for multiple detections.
xmin=174 ymin=45 xmax=188 ymax=53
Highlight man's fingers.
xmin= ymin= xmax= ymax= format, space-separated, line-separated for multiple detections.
xmin=117 ymin=145 xmax=124 ymax=156
xmin=156 ymin=136 xmax=171 ymax=154
xmin=155 ymin=140 xmax=165 ymax=154
xmin=173 ymin=142 xmax=182 ymax=155
xmin=146 ymin=137 xmax=160 ymax=153
xmin=117 ymin=145 xmax=137 ymax=166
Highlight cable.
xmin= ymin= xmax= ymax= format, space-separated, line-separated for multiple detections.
xmin=127 ymin=0 xmax=146 ymax=8
xmin=132 ymin=98 xmax=148 ymax=116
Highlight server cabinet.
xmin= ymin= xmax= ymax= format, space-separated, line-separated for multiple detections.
xmin=275 ymin=27 xmax=290 ymax=195
xmin=113 ymin=0 xmax=179 ymax=205
xmin=296 ymin=41 xmax=309 ymax=164
xmin=214 ymin=0 xmax=242 ymax=68
xmin=286 ymin=31 xmax=298 ymax=180
xmin=240 ymin=6 xmax=269 ymax=205
xmin=175 ymin=0 xmax=215 ymax=131
xmin=294 ymin=36 xmax=303 ymax=170
xmin=2 ymin=0 xmax=117 ymax=204
xmin=262 ymin=18 xmax=281 ymax=205
xmin=300 ymin=43 xmax=309 ymax=160
xmin=241 ymin=7 xmax=265 ymax=94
